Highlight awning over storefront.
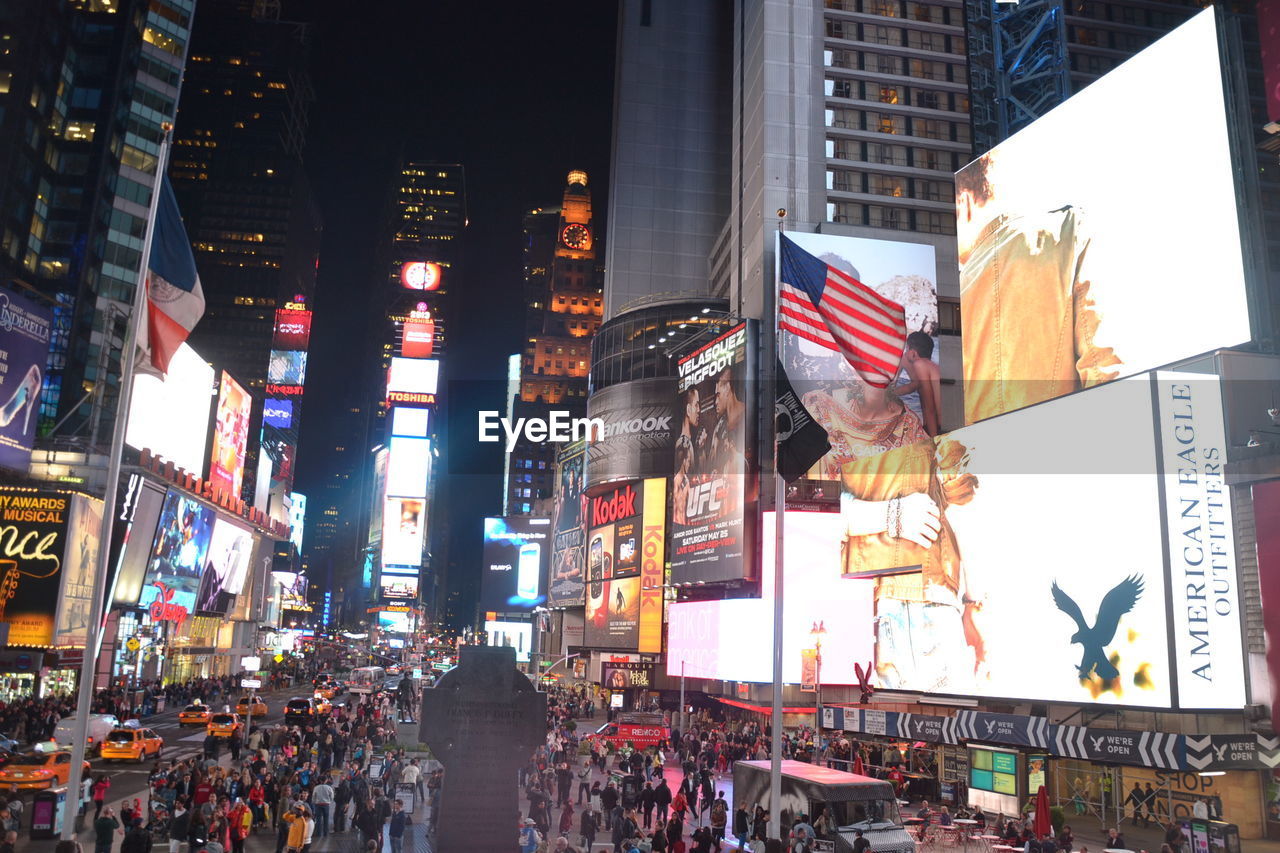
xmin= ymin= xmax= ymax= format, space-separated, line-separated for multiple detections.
xmin=823 ymin=705 xmax=1277 ymax=773
xmin=714 ymin=697 xmax=816 ymax=715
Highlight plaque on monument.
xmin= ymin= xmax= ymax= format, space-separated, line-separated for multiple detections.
xmin=420 ymin=644 xmax=546 ymax=851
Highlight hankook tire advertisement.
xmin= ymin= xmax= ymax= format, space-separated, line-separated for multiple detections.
xmin=585 ymin=377 xmax=679 ymax=490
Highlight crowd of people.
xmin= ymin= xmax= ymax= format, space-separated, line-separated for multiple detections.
xmin=521 ymin=691 xmax=805 ymax=853
xmin=82 ymin=690 xmax=433 ymax=853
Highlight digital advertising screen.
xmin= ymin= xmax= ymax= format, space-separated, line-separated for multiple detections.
xmin=380 ymin=573 xmax=419 ymax=600
xmin=402 ymin=310 xmax=435 ymax=359
xmin=195 ymin=517 xmax=254 ymax=615
xmin=385 ymin=436 xmax=430 ymax=498
xmin=0 ymin=488 xmax=71 ymax=646
xmin=381 ymin=497 xmax=425 ymax=567
xmin=378 ymin=608 xmax=413 ymax=633
xmin=288 ymin=492 xmax=306 ymax=553
xmin=263 ymin=399 xmax=293 ymax=430
xmin=778 ymin=232 xmax=939 ymax=497
xmin=485 ymin=619 xmax=532 ymax=662
xmin=0 ymin=291 xmax=52 ymax=473
xmin=52 ymin=493 xmax=103 ymax=649
xmin=386 ymin=357 xmax=440 ymax=407
xmin=956 ymin=7 xmax=1251 ymax=425
xmin=666 ymin=511 xmax=874 ymax=685
xmin=479 ymin=516 xmax=551 ymax=611
xmin=548 ymin=441 xmax=587 ymax=607
xmin=583 ymin=377 xmax=680 ymax=490
xmin=272 ymin=308 xmax=313 ymax=350
xmin=209 ymin=371 xmax=252 ymax=500
xmin=391 ymin=406 xmax=430 ymax=438
xmin=127 ymin=342 xmax=215 ymax=475
xmin=267 ymin=350 xmax=308 ymax=386
xmin=273 ymin=571 xmax=308 ymax=610
xmin=110 ymin=478 xmax=167 ymax=608
xmin=583 ymin=478 xmax=666 ymax=652
xmin=584 ymin=575 xmax=642 ymax=651
xmin=140 ymin=491 xmax=217 ymax=622
xmin=400 ymin=261 xmax=442 ymax=291
xmin=669 ymin=321 xmax=756 ymax=585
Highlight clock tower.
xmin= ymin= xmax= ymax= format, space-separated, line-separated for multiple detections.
xmin=506 ymin=170 xmax=603 ymax=515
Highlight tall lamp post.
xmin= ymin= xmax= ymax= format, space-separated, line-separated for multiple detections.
xmin=810 ymin=621 xmax=826 ymax=756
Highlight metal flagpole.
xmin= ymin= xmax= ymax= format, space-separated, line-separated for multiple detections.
xmin=61 ymin=131 xmax=173 ymax=839
xmin=768 ymin=210 xmax=788 ymax=842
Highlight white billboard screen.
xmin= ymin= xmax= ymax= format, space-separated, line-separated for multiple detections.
xmin=485 ymin=619 xmax=533 ymax=662
xmin=956 ymin=8 xmax=1250 ymax=425
xmin=388 ymin=357 xmax=440 ymax=395
xmin=126 ymin=343 xmax=213 ymax=474
xmin=381 ymin=496 xmax=425 ymax=567
xmin=386 ymin=436 xmax=430 ymax=498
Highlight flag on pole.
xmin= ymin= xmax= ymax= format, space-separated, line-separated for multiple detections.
xmin=775 ymin=359 xmax=830 ymax=483
xmin=778 ymin=234 xmax=907 ymax=388
xmin=138 ymin=175 xmax=204 ymax=377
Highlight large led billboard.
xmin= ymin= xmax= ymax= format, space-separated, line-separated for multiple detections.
xmin=288 ymin=492 xmax=306 ymax=553
xmin=209 ymin=371 xmax=251 ymax=500
xmin=272 ymin=308 xmax=312 ymax=350
xmin=380 ymin=573 xmax=419 ymax=600
xmin=127 ymin=342 xmax=215 ymax=475
xmin=386 ymin=357 xmax=440 ymax=407
xmin=267 ymin=350 xmax=308 ymax=386
xmin=485 ymin=619 xmax=532 ymax=662
xmin=667 ymin=511 xmax=874 ymax=684
xmin=669 ymin=322 xmax=756 ymax=585
xmin=0 ymin=291 xmax=52 ymax=473
xmin=263 ymin=399 xmax=293 ymax=430
xmin=402 ymin=306 xmax=435 ymax=359
xmin=583 ymin=478 xmax=667 ymax=652
xmin=0 ymin=489 xmax=77 ymax=646
xmin=400 ymin=261 xmax=442 ymax=291
xmin=381 ymin=497 xmax=425 ymax=567
xmin=480 ymin=516 xmax=551 ymax=611
xmin=52 ymin=493 xmax=103 ymax=648
xmin=140 ymin=491 xmax=216 ymax=623
xmin=548 ymin=441 xmax=587 ymax=607
xmin=956 ymin=8 xmax=1250 ymax=425
xmin=385 ymin=437 xmax=430 ymax=498
xmin=194 ymin=517 xmax=254 ymax=615
xmin=668 ymin=373 xmax=1243 ymax=709
xmin=778 ymin=232 xmax=939 ymax=496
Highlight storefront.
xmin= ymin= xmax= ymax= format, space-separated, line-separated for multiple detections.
xmin=39 ymin=668 xmax=76 ymax=697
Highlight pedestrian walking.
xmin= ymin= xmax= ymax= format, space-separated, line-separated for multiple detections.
xmin=386 ymin=799 xmax=410 ymax=853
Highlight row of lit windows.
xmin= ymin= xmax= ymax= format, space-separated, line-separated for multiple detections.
xmin=827 ymin=200 xmax=955 ymax=234
xmin=824 ymin=83 xmax=968 ymax=113
xmin=828 ymin=169 xmax=953 ymax=203
xmin=825 ymin=112 xmax=971 ymax=143
xmin=828 ymin=139 xmax=965 ymax=173
xmin=825 ymin=48 xmax=967 ymax=84
xmin=825 ymin=20 xmax=966 ymax=55
xmin=824 ymin=0 xmax=958 ymax=25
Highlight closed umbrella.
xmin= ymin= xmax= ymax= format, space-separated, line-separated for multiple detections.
xmin=1033 ymin=785 xmax=1052 ymax=839
xmin=852 ymin=753 xmax=865 ymax=776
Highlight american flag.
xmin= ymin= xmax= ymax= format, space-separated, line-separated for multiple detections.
xmin=778 ymin=234 xmax=907 ymax=388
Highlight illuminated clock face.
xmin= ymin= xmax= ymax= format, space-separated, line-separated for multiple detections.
xmin=561 ymin=223 xmax=591 ymax=251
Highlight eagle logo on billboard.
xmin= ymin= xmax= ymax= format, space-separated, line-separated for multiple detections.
xmin=1051 ymin=574 xmax=1143 ymax=683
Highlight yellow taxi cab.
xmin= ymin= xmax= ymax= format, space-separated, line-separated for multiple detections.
xmin=0 ymin=748 xmax=90 ymax=789
xmin=235 ymin=695 xmax=268 ymax=717
xmin=100 ymin=727 xmax=164 ymax=762
xmin=177 ymin=704 xmax=212 ymax=726
xmin=314 ymin=680 xmax=341 ymax=700
xmin=313 ymin=695 xmax=332 ymax=716
xmin=207 ymin=713 xmax=243 ymax=739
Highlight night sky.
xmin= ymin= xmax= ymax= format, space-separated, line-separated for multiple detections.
xmin=289 ymin=1 xmax=618 ymax=623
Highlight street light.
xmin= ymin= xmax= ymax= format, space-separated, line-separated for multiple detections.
xmin=810 ymin=620 xmax=827 ymax=754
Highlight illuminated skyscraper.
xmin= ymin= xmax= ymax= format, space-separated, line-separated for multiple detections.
xmin=170 ymin=0 xmax=321 ymax=505
xmin=505 ymin=171 xmax=602 ymax=515
xmin=0 ymin=0 xmax=196 ymax=454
